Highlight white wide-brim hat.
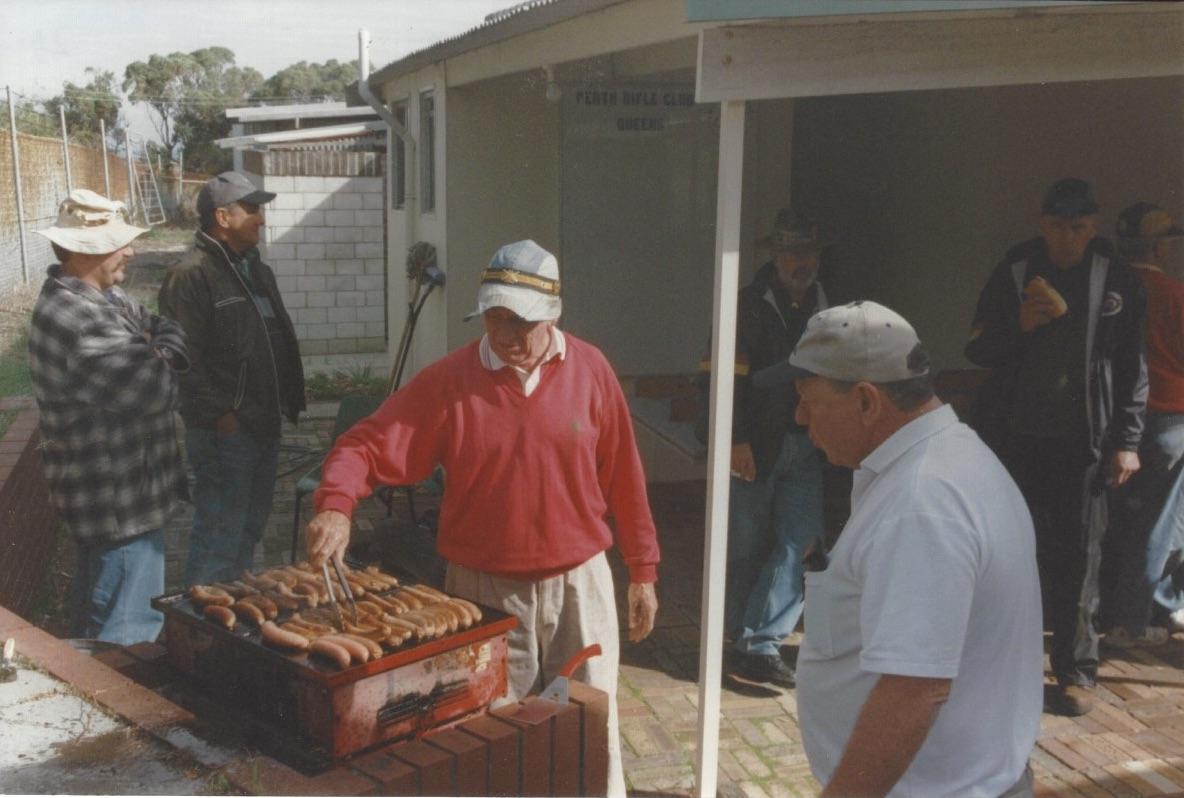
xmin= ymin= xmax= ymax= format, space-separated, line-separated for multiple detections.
xmin=464 ymin=239 xmax=562 ymax=322
xmin=34 ymin=189 xmax=147 ymax=255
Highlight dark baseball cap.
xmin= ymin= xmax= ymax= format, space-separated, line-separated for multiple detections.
xmin=1116 ymin=202 xmax=1183 ymax=240
xmin=758 ymin=208 xmax=836 ymax=253
xmin=1041 ymin=178 xmax=1098 ymax=218
xmin=196 ymin=171 xmax=276 ymax=221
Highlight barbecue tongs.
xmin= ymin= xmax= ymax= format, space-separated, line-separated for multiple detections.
xmin=321 ymin=556 xmax=359 ymax=631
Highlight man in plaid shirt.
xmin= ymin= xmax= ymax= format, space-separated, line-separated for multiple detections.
xmin=28 ymin=190 xmax=189 ymax=645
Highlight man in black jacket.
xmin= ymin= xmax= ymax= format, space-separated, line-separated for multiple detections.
xmin=160 ymin=171 xmax=306 ymax=586
xmin=708 ymin=209 xmax=831 ymax=688
xmin=966 ymin=178 xmax=1147 ymax=717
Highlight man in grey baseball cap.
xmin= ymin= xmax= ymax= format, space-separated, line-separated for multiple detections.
xmin=159 ymin=170 xmax=303 ymax=586
xmin=759 ymin=301 xmax=1042 ymax=797
xmin=195 ymin=171 xmax=276 ymax=231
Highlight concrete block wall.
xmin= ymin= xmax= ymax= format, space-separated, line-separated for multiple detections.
xmin=257 ymin=174 xmax=387 ymax=364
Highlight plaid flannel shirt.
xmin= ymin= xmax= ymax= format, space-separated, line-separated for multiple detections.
xmin=28 ymin=265 xmax=190 ymax=545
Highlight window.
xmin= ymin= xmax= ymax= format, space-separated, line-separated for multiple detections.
xmin=419 ymin=91 xmax=435 ymax=213
xmin=392 ymin=102 xmax=407 ymax=210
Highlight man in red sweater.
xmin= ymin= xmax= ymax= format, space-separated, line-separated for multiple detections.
xmin=1103 ymin=203 xmax=1184 ymax=645
xmin=306 ymin=239 xmax=659 ymax=796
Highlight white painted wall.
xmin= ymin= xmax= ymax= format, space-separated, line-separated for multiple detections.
xmin=445 ymin=72 xmax=563 ymax=352
xmin=380 ymin=65 xmax=450 ymax=386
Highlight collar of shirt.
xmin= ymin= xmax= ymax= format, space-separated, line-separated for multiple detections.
xmin=480 ymin=327 xmax=567 ymax=395
xmin=852 ymin=404 xmax=958 ymax=504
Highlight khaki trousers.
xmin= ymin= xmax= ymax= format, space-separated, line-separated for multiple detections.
xmin=446 ymin=552 xmax=625 ymax=797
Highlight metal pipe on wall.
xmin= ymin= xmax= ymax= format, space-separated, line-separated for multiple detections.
xmin=6 ymin=86 xmax=29 ymax=284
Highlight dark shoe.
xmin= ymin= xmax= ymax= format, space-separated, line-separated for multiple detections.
xmin=726 ymin=651 xmax=796 ymax=688
xmin=1045 ymin=683 xmax=1095 ymax=717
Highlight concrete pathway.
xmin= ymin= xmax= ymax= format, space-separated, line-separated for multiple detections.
xmin=0 ymin=652 xmax=210 ymax=794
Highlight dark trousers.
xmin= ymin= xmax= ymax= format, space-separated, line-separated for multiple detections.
xmin=1003 ymin=434 xmax=1106 ymax=687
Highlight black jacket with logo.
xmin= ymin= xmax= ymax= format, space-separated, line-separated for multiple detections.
xmin=965 ymin=236 xmax=1147 ymax=463
xmin=159 ymin=232 xmax=305 ymax=438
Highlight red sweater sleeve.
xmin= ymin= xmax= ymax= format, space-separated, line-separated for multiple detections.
xmin=314 ymin=365 xmax=448 ymax=518
xmin=595 ymin=357 xmax=660 ymax=584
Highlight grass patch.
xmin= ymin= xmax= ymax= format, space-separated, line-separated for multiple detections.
xmin=139 ymin=224 xmax=194 ymax=247
xmin=0 ymin=328 xmax=31 ymax=398
xmin=305 ymin=365 xmax=388 ymax=401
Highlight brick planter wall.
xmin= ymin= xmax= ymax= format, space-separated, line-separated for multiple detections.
xmin=0 ymin=403 xmax=60 ymax=615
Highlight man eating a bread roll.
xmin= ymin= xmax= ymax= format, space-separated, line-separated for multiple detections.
xmin=966 ymin=177 xmax=1148 ymax=718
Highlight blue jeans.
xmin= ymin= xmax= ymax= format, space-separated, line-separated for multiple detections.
xmin=184 ymin=427 xmax=280 ymax=586
xmin=1106 ymin=413 xmax=1184 ymax=631
xmin=726 ymin=433 xmax=824 ymax=656
xmin=70 ymin=530 xmax=164 ymax=645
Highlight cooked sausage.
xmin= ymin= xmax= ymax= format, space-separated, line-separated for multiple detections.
xmin=239 ymin=594 xmax=279 ymax=619
xmin=287 ymin=616 xmax=336 ymax=636
xmin=260 ymin=620 xmax=309 ymax=650
xmin=264 ymin=590 xmax=301 ymax=612
xmin=400 ymin=585 xmax=441 ymax=605
xmin=365 ymin=565 xmax=400 ymax=589
xmin=190 ymin=585 xmax=234 ymax=607
xmin=384 ymin=616 xmax=427 ymax=640
xmin=393 ymin=589 xmax=424 ymax=611
xmin=291 ymin=582 xmax=320 ymax=598
xmin=320 ymin=634 xmax=371 ymax=664
xmin=310 ymin=638 xmax=352 ymax=669
xmin=340 ymin=633 xmax=384 ymax=660
xmin=410 ymin=584 xmax=451 ymax=603
xmin=240 ymin=571 xmax=280 ymax=591
xmin=232 ymin=600 xmax=265 ymax=626
xmin=451 ymin=597 xmax=483 ymax=623
xmin=203 ymin=604 xmax=236 ymax=629
xmin=445 ymin=599 xmax=474 ymax=627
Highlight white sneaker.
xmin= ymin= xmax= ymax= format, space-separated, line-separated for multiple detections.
xmin=1169 ymin=610 xmax=1184 ymax=634
xmin=1105 ymin=626 xmax=1170 ymax=648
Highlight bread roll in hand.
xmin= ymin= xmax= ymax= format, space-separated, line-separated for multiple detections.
xmin=1024 ymin=276 xmax=1068 ymax=319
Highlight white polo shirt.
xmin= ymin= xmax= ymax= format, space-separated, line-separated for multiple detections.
xmin=796 ymin=405 xmax=1042 ymax=797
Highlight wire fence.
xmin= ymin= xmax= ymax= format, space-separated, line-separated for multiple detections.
xmin=0 ymin=87 xmax=207 ymax=297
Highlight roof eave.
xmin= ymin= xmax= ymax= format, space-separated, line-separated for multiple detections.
xmin=366 ymin=0 xmax=629 ymax=88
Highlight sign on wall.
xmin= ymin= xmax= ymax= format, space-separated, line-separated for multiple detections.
xmin=566 ymin=84 xmax=698 ymax=138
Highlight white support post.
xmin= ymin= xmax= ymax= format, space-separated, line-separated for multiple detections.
xmin=6 ymin=86 xmax=29 ymax=284
xmin=99 ymin=119 xmax=111 ymax=197
xmin=695 ymin=97 xmax=746 ymax=798
xmin=176 ymin=147 xmax=184 ymax=206
xmin=59 ymin=105 xmax=72 ymax=193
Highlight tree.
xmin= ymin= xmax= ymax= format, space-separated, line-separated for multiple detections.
xmin=45 ymin=69 xmax=122 ymax=147
xmin=252 ymin=59 xmax=360 ymax=104
xmin=0 ymin=97 xmax=58 ymax=138
xmin=123 ymin=47 xmax=262 ymax=173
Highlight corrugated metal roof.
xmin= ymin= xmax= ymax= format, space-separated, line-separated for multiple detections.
xmin=215 ymin=121 xmax=387 ymax=149
xmin=366 ymin=0 xmax=628 ymax=87
xmin=226 ymin=103 xmax=377 ymax=122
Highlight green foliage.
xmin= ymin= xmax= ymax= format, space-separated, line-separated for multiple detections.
xmin=45 ymin=69 xmax=121 ymax=147
xmin=305 ymin=366 xmax=387 ymax=401
xmin=0 ymin=98 xmax=58 ymax=137
xmin=251 ymin=59 xmax=360 ymax=104
xmin=0 ymin=329 xmax=32 ymax=398
xmin=123 ymin=47 xmax=263 ymax=173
